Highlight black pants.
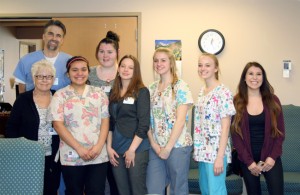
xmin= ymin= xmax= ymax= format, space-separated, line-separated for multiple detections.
xmin=62 ymin=162 xmax=108 ymax=195
xmin=241 ymin=157 xmax=284 ymax=195
xmin=44 ymin=155 xmax=61 ymax=195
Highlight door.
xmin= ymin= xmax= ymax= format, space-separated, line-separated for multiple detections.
xmin=54 ymin=17 xmax=138 ymax=66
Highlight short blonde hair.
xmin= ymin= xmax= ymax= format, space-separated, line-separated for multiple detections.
xmin=31 ymin=59 xmax=56 ymax=78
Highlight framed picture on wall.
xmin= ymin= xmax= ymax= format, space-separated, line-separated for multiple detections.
xmin=154 ymin=40 xmax=182 ymax=80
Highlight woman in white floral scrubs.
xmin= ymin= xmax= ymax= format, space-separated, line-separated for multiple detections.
xmin=50 ymin=56 xmax=109 ymax=195
xmin=193 ymin=53 xmax=236 ymax=195
xmin=146 ymin=48 xmax=193 ymax=195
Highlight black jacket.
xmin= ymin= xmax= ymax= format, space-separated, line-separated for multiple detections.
xmin=5 ymin=89 xmax=59 ymax=154
xmin=109 ymin=87 xmax=150 ymax=139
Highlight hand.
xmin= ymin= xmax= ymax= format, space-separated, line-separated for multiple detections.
xmin=88 ymin=144 xmax=102 ymax=160
xmin=248 ymin=162 xmax=262 ymax=176
xmin=214 ymin=156 xmax=224 ymax=176
xmin=262 ymin=157 xmax=275 ymax=172
xmin=124 ymin=149 xmax=135 ymax=168
xmin=151 ymin=142 xmax=161 ymax=156
xmin=158 ymin=147 xmax=171 ymax=160
xmin=76 ymin=146 xmax=92 ymax=161
xmin=107 ymin=147 xmax=119 ymax=167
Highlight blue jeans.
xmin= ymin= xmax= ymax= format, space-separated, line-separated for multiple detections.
xmin=198 ymin=157 xmax=227 ymax=195
xmin=112 ymin=150 xmax=149 ymax=195
xmin=146 ymin=146 xmax=192 ymax=195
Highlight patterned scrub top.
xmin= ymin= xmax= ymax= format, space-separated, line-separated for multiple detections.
xmin=149 ymin=79 xmax=194 ymax=148
xmin=50 ymin=85 xmax=109 ymax=166
xmin=193 ymin=84 xmax=236 ymax=163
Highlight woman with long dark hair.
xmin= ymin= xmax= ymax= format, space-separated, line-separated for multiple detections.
xmin=231 ymin=62 xmax=285 ymax=195
xmin=106 ymin=55 xmax=150 ymax=195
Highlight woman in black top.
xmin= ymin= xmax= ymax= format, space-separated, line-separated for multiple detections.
xmin=6 ymin=60 xmax=60 ymax=195
xmin=106 ymin=55 xmax=150 ymax=195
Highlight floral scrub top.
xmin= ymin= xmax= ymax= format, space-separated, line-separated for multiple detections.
xmin=50 ymin=85 xmax=109 ymax=166
xmin=149 ymin=79 xmax=193 ymax=148
xmin=193 ymin=84 xmax=236 ymax=163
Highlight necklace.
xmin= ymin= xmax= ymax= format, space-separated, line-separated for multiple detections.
xmin=98 ymin=66 xmax=117 ymax=83
xmin=106 ymin=79 xmax=111 ymax=85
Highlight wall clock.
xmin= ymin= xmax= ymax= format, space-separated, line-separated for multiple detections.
xmin=198 ymin=29 xmax=225 ymax=55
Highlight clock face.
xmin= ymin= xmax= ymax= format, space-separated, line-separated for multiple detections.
xmin=198 ymin=29 xmax=225 ymax=55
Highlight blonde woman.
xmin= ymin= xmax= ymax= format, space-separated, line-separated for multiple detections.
xmin=193 ymin=53 xmax=235 ymax=195
xmin=147 ymin=48 xmax=193 ymax=195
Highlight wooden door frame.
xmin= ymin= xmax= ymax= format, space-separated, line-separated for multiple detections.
xmin=0 ymin=12 xmax=141 ymax=60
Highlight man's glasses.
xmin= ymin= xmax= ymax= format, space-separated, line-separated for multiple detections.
xmin=35 ymin=75 xmax=54 ymax=80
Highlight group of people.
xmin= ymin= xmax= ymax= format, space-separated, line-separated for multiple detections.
xmin=5 ymin=19 xmax=285 ymax=195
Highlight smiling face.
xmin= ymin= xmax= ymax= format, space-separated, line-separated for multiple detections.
xmin=153 ymin=52 xmax=172 ymax=76
xmin=34 ymin=68 xmax=54 ymax=92
xmin=198 ymin=55 xmax=218 ymax=81
xmin=118 ymin=58 xmax=134 ymax=82
xmin=43 ymin=25 xmax=64 ymax=51
xmin=97 ymin=43 xmax=118 ymax=68
xmin=245 ymin=66 xmax=263 ymax=91
xmin=68 ymin=61 xmax=89 ymax=87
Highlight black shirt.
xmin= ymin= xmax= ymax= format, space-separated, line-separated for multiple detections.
xmin=249 ymin=111 xmax=265 ymax=162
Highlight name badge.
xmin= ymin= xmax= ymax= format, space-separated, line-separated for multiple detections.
xmin=103 ymin=86 xmax=111 ymax=93
xmin=123 ymin=97 xmax=134 ymax=104
xmin=67 ymin=150 xmax=79 ymax=158
xmin=49 ymin=127 xmax=58 ymax=135
xmin=53 ymin=78 xmax=58 ymax=85
xmin=153 ymin=100 xmax=163 ymax=108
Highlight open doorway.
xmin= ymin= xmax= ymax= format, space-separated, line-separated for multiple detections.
xmin=19 ymin=41 xmax=36 ymax=58
xmin=0 ymin=12 xmax=141 ymax=63
xmin=54 ymin=17 xmax=138 ymax=66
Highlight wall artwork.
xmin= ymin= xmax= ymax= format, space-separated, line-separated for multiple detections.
xmin=154 ymin=40 xmax=182 ymax=80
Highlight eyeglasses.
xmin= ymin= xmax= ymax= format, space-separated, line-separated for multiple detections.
xmin=35 ymin=75 xmax=54 ymax=80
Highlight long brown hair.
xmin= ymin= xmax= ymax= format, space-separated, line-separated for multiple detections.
xmin=153 ymin=47 xmax=178 ymax=97
xmin=231 ymin=62 xmax=282 ymax=138
xmin=109 ymin=55 xmax=145 ymax=102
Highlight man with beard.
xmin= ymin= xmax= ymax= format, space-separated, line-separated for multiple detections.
xmin=14 ymin=19 xmax=71 ymax=93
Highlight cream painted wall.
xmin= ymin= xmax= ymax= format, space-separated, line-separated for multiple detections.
xmin=1 ymin=0 xmax=300 ymax=106
xmin=0 ymin=27 xmax=19 ymax=105
xmin=0 ymin=26 xmax=42 ymax=105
